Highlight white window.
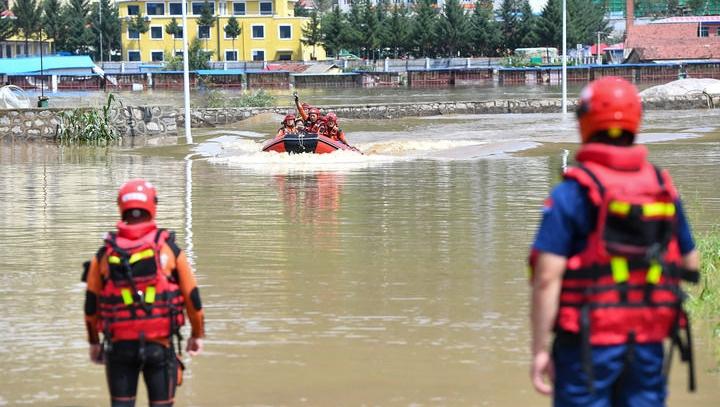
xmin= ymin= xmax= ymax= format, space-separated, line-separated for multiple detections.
xmin=278 ymin=25 xmax=292 ymax=40
xmin=151 ymin=51 xmax=164 ymax=62
xmin=175 ymin=26 xmax=184 ymax=39
xmin=232 ymin=2 xmax=245 ymax=15
xmin=150 ymin=26 xmax=163 ymax=39
xmin=175 ymin=50 xmax=183 ymax=57
xmin=128 ymin=50 xmax=141 ymax=61
xmin=251 ymin=25 xmax=264 ymax=39
xmin=199 ymin=25 xmax=211 ymax=39
xmin=128 ymin=28 xmax=140 ymax=40
xmin=252 ymin=49 xmax=264 ymax=61
xmin=169 ymin=3 xmax=183 ymax=15
xmin=146 ymin=2 xmax=165 ymax=15
xmin=259 ymin=1 xmax=272 ymax=15
xmin=277 ymin=51 xmax=292 ymax=61
xmin=219 ymin=2 xmax=226 ymax=15
xmin=225 ymin=50 xmax=238 ymax=61
xmin=127 ymin=5 xmax=140 ymax=15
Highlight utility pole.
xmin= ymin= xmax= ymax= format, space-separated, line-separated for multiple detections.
xmin=596 ymin=31 xmax=602 ymax=65
xmin=99 ymin=0 xmax=103 ymax=63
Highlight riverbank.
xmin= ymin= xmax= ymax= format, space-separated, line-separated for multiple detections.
xmin=1 ymin=94 xmax=715 ymax=142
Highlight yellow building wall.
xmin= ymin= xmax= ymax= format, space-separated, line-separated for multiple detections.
xmin=118 ymin=0 xmax=325 ymax=62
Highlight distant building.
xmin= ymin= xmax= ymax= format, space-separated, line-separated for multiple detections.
xmin=625 ymin=11 xmax=720 ymax=61
xmin=118 ymin=0 xmax=325 ymax=62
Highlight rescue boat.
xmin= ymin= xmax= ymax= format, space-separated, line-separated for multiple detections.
xmin=262 ymin=132 xmax=360 ymax=154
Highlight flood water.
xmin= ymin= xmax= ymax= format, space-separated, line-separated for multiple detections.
xmin=1 ymin=108 xmax=720 ymax=406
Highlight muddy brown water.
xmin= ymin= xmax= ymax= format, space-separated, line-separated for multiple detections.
xmin=1 ymin=109 xmax=719 ymax=406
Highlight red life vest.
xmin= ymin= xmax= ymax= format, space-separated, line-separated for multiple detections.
xmin=98 ymin=221 xmax=185 ymax=342
xmin=557 ymin=143 xmax=685 ymax=346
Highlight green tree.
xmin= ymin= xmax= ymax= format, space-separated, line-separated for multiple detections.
xmin=60 ymin=0 xmax=95 ymax=55
xmin=12 ymin=0 xmax=42 ymax=55
xmin=360 ymin=0 xmax=379 ymax=59
xmin=517 ymin=0 xmax=539 ymax=48
xmin=294 ymin=2 xmax=309 ymax=17
xmin=321 ymin=6 xmax=345 ymax=58
xmin=166 ymin=17 xmax=180 ymax=54
xmin=567 ymin=0 xmax=608 ymax=47
xmin=412 ymin=0 xmax=438 ymax=57
xmin=42 ymin=0 xmax=63 ymax=51
xmin=344 ymin=1 xmax=364 ymax=55
xmin=90 ymin=0 xmax=121 ymax=62
xmin=128 ymin=12 xmax=149 ymax=59
xmin=301 ymin=10 xmax=322 ymax=60
xmin=167 ymin=36 xmax=213 ymax=70
xmin=470 ymin=0 xmax=501 ymax=56
xmin=0 ymin=3 xmax=17 ymax=42
xmin=385 ymin=5 xmax=411 ymax=58
xmin=224 ymin=16 xmax=241 ymax=60
xmin=435 ymin=0 xmax=471 ymax=57
xmin=535 ymin=0 xmax=562 ymax=49
xmin=197 ymin=0 xmax=215 ymax=50
xmin=499 ymin=0 xmax=521 ymax=52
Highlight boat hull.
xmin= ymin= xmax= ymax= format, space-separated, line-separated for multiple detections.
xmin=262 ymin=133 xmax=359 ymax=154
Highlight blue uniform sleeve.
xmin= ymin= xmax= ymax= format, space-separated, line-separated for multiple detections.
xmin=532 ymin=180 xmax=594 ymax=258
xmin=674 ymin=199 xmax=695 ymax=255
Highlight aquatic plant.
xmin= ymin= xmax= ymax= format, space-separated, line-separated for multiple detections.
xmin=205 ymin=89 xmax=276 ymax=108
xmin=55 ymin=94 xmax=121 ymax=145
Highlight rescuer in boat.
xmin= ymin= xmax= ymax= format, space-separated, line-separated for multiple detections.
xmin=294 ymin=93 xmax=323 ymax=133
xmin=294 ymin=118 xmax=306 ymax=132
xmin=322 ymin=113 xmax=349 ymax=146
xmin=528 ymin=77 xmax=700 ymax=406
xmin=276 ymin=114 xmax=297 ymax=138
xmin=83 ymin=179 xmax=205 ymax=407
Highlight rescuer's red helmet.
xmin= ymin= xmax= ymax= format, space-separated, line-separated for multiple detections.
xmin=284 ymin=114 xmax=296 ymax=125
xmin=325 ymin=112 xmax=337 ymax=124
xmin=309 ymin=107 xmax=321 ymax=118
xmin=117 ymin=179 xmax=157 ymax=219
xmin=576 ymin=76 xmax=642 ymax=143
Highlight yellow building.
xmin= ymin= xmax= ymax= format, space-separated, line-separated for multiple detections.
xmin=117 ymin=0 xmax=325 ymax=63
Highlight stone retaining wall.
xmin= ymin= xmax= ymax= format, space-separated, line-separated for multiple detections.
xmin=0 ymin=95 xmax=712 ymax=142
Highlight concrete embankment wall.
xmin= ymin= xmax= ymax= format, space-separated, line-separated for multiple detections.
xmin=0 ymin=95 xmax=712 ymax=142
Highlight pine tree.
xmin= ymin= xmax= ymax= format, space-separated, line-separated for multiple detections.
xmin=344 ymin=1 xmax=364 ymax=56
xmin=197 ymin=0 xmax=215 ymax=51
xmin=90 ymin=0 xmax=121 ymax=62
xmin=535 ymin=0 xmax=562 ymax=49
xmin=412 ymin=0 xmax=438 ymax=57
xmin=470 ymin=0 xmax=501 ymax=56
xmin=436 ymin=0 xmax=471 ymax=57
xmin=301 ymin=10 xmax=322 ymax=60
xmin=518 ymin=0 xmax=539 ymax=48
xmin=166 ymin=17 xmax=180 ymax=55
xmin=498 ymin=0 xmax=520 ymax=52
xmin=360 ymin=0 xmax=379 ymax=60
xmin=61 ymin=0 xmax=96 ymax=55
xmin=385 ymin=5 xmax=411 ymax=58
xmin=12 ymin=0 xmax=42 ymax=55
xmin=224 ymin=16 xmax=241 ymax=60
xmin=42 ymin=0 xmax=62 ymax=52
xmin=321 ymin=6 xmax=345 ymax=58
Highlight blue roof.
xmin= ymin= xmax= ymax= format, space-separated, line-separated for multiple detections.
xmin=196 ymin=69 xmax=246 ymax=75
xmin=0 ymin=55 xmax=95 ymax=74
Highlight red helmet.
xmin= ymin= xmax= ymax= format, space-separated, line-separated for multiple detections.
xmin=325 ymin=112 xmax=337 ymax=124
xmin=284 ymin=114 xmax=296 ymax=124
xmin=576 ymin=76 xmax=642 ymax=143
xmin=117 ymin=179 xmax=157 ymax=219
xmin=309 ymin=107 xmax=321 ymax=116
xmin=301 ymin=103 xmax=311 ymax=110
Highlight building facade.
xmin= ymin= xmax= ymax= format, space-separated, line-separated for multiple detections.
xmin=118 ymin=0 xmax=324 ymax=62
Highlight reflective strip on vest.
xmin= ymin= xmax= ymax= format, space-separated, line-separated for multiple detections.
xmin=129 ymin=249 xmax=154 ymax=264
xmin=611 ymin=257 xmax=630 ymax=283
xmin=642 ymin=202 xmax=675 ymax=218
xmin=121 ymin=288 xmax=134 ymax=305
xmin=108 ymin=256 xmax=121 ymax=265
xmin=145 ymin=286 xmax=156 ymax=303
xmin=647 ymin=261 xmax=663 ymax=284
xmin=608 ymin=200 xmax=631 ymax=216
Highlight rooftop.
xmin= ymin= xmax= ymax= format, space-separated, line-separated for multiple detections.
xmin=0 ymin=55 xmax=95 ymax=75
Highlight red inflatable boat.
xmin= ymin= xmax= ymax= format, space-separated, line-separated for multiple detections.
xmin=262 ymin=132 xmax=360 ymax=154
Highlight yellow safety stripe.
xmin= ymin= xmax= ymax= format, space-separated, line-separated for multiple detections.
xmin=608 ymin=200 xmax=631 ymax=216
xmin=108 ymin=256 xmax=121 ymax=265
xmin=128 ymin=249 xmax=154 ymax=265
xmin=145 ymin=286 xmax=156 ymax=304
xmin=611 ymin=257 xmax=630 ymax=283
xmin=121 ymin=288 xmax=134 ymax=305
xmin=646 ymin=261 xmax=663 ymax=285
xmin=642 ymin=202 xmax=675 ymax=218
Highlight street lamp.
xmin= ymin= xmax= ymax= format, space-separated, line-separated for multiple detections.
xmin=562 ymin=0 xmax=567 ymax=114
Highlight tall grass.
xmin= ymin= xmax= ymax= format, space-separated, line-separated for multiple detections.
xmin=205 ymin=89 xmax=276 ymax=108
xmin=55 ymin=94 xmax=120 ymax=145
xmin=686 ymin=229 xmax=720 ymax=352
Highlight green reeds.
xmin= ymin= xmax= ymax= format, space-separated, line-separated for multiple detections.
xmin=686 ymin=228 xmax=720 ymax=364
xmin=55 ymin=94 xmax=120 ymax=145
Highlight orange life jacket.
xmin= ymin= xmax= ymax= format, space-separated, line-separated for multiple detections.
xmin=557 ymin=143 xmax=687 ymax=345
xmin=98 ymin=223 xmax=185 ymax=342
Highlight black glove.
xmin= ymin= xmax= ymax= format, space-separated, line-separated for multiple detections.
xmin=293 ymin=91 xmax=298 ymax=103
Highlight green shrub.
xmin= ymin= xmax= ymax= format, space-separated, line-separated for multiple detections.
xmin=205 ymin=89 xmax=276 ymax=108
